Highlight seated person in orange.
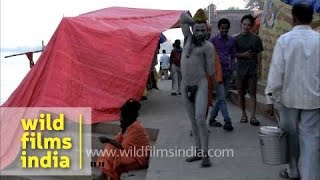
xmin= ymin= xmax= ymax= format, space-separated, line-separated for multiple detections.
xmin=95 ymin=99 xmax=150 ymax=180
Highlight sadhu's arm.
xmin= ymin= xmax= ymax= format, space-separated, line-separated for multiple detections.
xmin=99 ymin=136 xmax=124 ymax=149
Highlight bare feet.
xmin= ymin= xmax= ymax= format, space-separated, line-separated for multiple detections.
xmin=201 ymin=156 xmax=211 ymax=167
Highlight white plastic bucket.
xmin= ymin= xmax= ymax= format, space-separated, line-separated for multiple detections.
xmin=259 ymin=114 xmax=289 ymax=165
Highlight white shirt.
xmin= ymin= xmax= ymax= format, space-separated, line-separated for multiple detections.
xmin=265 ymin=25 xmax=320 ymax=109
xmin=159 ymin=53 xmax=170 ymax=69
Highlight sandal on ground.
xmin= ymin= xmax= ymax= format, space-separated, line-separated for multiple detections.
xmin=186 ymin=156 xmax=202 ymax=162
xmin=240 ymin=116 xmax=248 ymax=123
xmin=250 ymin=117 xmax=260 ymax=126
xmin=279 ymin=168 xmax=300 ymax=180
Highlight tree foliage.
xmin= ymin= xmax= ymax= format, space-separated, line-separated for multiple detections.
xmin=227 ymin=6 xmax=240 ymax=10
xmin=244 ymin=0 xmax=264 ymax=10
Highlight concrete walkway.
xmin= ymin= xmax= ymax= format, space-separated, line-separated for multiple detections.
xmin=138 ymin=80 xmax=284 ymax=180
xmin=1 ymin=80 xmax=285 ymax=180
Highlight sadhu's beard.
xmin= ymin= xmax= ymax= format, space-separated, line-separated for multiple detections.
xmin=192 ymin=35 xmax=205 ymax=46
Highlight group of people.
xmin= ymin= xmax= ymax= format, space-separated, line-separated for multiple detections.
xmin=179 ymin=3 xmax=319 ymax=180
xmin=94 ymin=3 xmax=319 ymax=180
xmin=159 ymin=39 xmax=183 ymax=95
xmin=160 ymin=12 xmax=264 ymax=133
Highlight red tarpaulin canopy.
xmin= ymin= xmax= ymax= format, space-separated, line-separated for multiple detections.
xmin=2 ymin=7 xmax=186 ymax=123
xmin=0 ymin=7 xmax=186 ymax=170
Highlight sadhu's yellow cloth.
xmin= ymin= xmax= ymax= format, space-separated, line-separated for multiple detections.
xmin=193 ymin=8 xmax=208 ymax=22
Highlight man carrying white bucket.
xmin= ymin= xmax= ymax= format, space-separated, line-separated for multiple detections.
xmin=266 ymin=3 xmax=320 ymax=180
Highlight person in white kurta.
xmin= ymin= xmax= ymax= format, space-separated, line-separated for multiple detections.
xmin=265 ymin=3 xmax=320 ymax=180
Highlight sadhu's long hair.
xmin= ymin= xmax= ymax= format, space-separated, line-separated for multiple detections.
xmin=192 ymin=9 xmax=209 ymax=46
xmin=193 ymin=9 xmax=207 ymax=23
xmin=120 ymin=99 xmax=141 ymax=127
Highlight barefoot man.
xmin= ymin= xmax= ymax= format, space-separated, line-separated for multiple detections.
xmin=180 ymin=9 xmax=215 ymax=167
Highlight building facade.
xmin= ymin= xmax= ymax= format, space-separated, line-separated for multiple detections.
xmin=205 ymin=6 xmax=252 ymax=36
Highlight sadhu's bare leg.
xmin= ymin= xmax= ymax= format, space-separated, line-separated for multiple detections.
xmin=185 ymin=78 xmax=211 ymax=167
xmin=180 ymin=10 xmax=214 ymax=167
xmin=194 ymin=78 xmax=211 ymax=167
xmin=183 ymin=85 xmax=201 ymax=156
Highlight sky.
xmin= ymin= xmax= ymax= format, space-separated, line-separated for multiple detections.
xmin=0 ymin=0 xmax=246 ymax=49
